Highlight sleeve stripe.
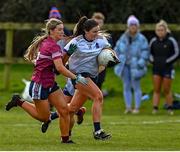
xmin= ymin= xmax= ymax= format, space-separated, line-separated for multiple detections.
xmin=39 ymin=54 xmax=52 ymax=60
xmin=149 ymin=37 xmax=156 ymax=49
xmin=149 ymin=37 xmax=156 ymax=62
xmin=166 ymin=37 xmax=179 ymax=63
xmin=52 ymin=51 xmax=62 ymax=59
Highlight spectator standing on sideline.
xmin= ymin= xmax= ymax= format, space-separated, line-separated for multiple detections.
xmin=114 ymin=15 xmax=149 ymax=114
xmin=149 ymin=20 xmax=179 ymax=115
xmin=49 ymin=6 xmax=72 ymax=37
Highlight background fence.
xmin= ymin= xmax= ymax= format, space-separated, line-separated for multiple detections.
xmin=0 ymin=22 xmax=180 ymax=90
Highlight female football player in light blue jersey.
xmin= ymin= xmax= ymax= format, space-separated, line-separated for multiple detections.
xmin=65 ymin=16 xmax=113 ymax=140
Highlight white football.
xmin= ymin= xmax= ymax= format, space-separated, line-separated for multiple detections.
xmin=98 ymin=48 xmax=118 ymax=66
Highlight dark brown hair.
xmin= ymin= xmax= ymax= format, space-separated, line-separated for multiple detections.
xmin=73 ymin=16 xmax=99 ymax=37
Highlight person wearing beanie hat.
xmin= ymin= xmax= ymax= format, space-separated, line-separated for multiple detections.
xmin=48 ymin=6 xmax=72 ymax=37
xmin=127 ymin=15 xmax=140 ymax=27
xmin=114 ymin=15 xmax=149 ymax=114
xmin=49 ymin=6 xmax=62 ymax=19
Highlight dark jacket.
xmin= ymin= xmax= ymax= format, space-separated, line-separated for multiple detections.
xmin=149 ymin=34 xmax=179 ymax=71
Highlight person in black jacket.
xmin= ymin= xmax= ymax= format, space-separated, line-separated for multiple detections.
xmin=149 ymin=20 xmax=179 ymax=115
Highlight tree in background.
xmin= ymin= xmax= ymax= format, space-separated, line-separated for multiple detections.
xmin=0 ymin=0 xmax=180 ymax=23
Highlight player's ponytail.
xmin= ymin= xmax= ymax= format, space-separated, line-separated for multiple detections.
xmin=24 ymin=34 xmax=47 ymax=63
xmin=24 ymin=18 xmax=63 ymax=63
xmin=73 ymin=16 xmax=99 ymax=37
xmin=73 ymin=16 xmax=88 ymax=37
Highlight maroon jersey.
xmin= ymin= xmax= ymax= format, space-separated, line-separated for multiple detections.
xmin=31 ymin=36 xmax=63 ymax=88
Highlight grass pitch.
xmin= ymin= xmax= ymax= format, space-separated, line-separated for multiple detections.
xmin=0 ymin=64 xmax=180 ymax=151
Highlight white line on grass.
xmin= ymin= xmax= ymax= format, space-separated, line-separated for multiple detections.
xmin=1 ymin=123 xmax=39 ymax=127
xmin=109 ymin=119 xmax=180 ymax=125
xmin=2 ymin=119 xmax=180 ymax=127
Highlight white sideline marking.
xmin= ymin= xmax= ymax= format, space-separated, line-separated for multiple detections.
xmin=2 ymin=119 xmax=180 ymax=127
xmin=1 ymin=123 xmax=39 ymax=127
xmin=109 ymin=119 xmax=180 ymax=125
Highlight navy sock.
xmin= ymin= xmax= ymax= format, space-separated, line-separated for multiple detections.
xmin=153 ymin=106 xmax=158 ymax=110
xmin=76 ymin=109 xmax=82 ymax=115
xmin=50 ymin=112 xmax=59 ymax=120
xmin=93 ymin=122 xmax=101 ymax=132
xmin=61 ymin=136 xmax=69 ymax=143
xmin=167 ymin=105 xmax=173 ymax=110
xmin=69 ymin=130 xmax=72 ymax=136
xmin=17 ymin=99 xmax=24 ymax=107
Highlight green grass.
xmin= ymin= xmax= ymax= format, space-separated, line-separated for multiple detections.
xmin=0 ymin=64 xmax=180 ymax=150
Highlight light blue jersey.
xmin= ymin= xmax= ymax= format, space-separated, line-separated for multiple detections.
xmin=64 ymin=35 xmax=110 ymax=78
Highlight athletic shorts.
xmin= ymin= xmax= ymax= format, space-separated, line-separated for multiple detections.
xmin=71 ymin=72 xmax=98 ymax=88
xmin=63 ymin=87 xmax=73 ymax=97
xmin=153 ymin=67 xmax=175 ymax=79
xmin=29 ymin=81 xmax=59 ymax=100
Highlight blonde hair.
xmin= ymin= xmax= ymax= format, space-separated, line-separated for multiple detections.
xmin=156 ymin=19 xmax=171 ymax=33
xmin=24 ymin=18 xmax=63 ymax=62
xmin=92 ymin=12 xmax=105 ymax=21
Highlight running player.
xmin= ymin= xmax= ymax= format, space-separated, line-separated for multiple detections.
xmin=5 ymin=18 xmax=87 ymax=143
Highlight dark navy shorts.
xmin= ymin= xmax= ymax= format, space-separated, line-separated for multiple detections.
xmin=71 ymin=72 xmax=98 ymax=88
xmin=153 ymin=67 xmax=175 ymax=79
xmin=29 ymin=81 xmax=59 ymax=100
xmin=63 ymin=87 xmax=72 ymax=97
